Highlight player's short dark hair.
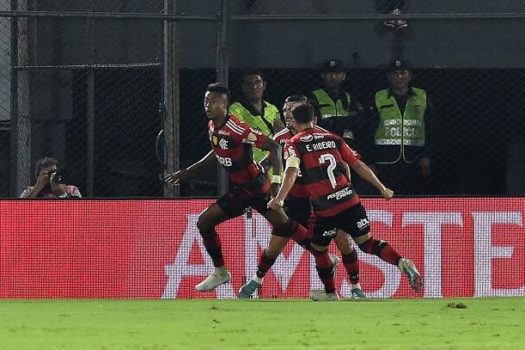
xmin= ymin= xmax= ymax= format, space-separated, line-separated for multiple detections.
xmin=206 ymin=82 xmax=230 ymax=100
xmin=35 ymin=156 xmax=58 ymax=178
xmin=285 ymin=95 xmax=307 ymax=103
xmin=292 ymin=102 xmax=315 ymax=123
xmin=240 ymin=69 xmax=265 ymax=83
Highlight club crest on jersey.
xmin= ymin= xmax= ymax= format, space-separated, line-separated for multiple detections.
xmin=300 ymin=134 xmax=313 ymax=142
xmin=219 ymin=138 xmax=229 ymax=150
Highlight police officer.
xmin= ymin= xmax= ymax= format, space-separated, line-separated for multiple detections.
xmin=308 ymin=59 xmax=373 ymax=194
xmin=370 ymin=59 xmax=433 ymax=195
xmin=308 ymin=59 xmax=366 ymax=152
xmin=229 ymin=69 xmax=284 ymax=173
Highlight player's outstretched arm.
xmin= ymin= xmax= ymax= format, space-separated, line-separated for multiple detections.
xmin=350 ymin=159 xmax=394 ymax=200
xmin=258 ymin=137 xmax=283 ymax=196
xmin=268 ymin=166 xmax=298 ymax=211
xmin=164 ymin=150 xmax=216 ymax=185
xmin=258 ymin=137 xmax=283 ymax=176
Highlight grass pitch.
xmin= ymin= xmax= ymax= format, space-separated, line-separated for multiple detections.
xmin=0 ymin=298 xmax=524 ymax=350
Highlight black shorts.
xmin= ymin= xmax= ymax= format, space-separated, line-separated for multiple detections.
xmin=284 ymin=196 xmax=312 ymax=228
xmin=216 ymin=186 xmax=270 ymax=219
xmin=312 ymin=203 xmax=370 ymax=247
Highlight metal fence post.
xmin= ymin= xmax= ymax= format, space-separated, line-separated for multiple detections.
xmin=163 ymin=0 xmax=179 ymax=197
xmin=10 ymin=0 xmax=31 ymax=197
xmin=86 ymin=68 xmax=95 ymax=197
xmin=9 ymin=0 xmax=19 ymax=197
xmin=216 ymin=0 xmax=229 ymax=196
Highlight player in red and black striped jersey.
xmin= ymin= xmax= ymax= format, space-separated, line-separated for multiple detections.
xmin=165 ymin=83 xmax=337 ymax=297
xmin=273 ymin=95 xmax=366 ymax=299
xmin=268 ymin=102 xmax=423 ymax=295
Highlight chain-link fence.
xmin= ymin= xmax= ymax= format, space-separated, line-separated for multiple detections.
xmin=2 ymin=0 xmax=171 ymax=197
xmin=1 ymin=0 xmax=525 ymax=197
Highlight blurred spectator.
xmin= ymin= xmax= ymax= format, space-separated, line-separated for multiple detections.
xmin=229 ymin=69 xmax=284 ymax=172
xmin=308 ymin=59 xmax=368 ymax=155
xmin=377 ymin=0 xmax=410 ymax=30
xmin=19 ymin=157 xmax=81 ymax=198
xmin=369 ymin=59 xmax=434 ymax=195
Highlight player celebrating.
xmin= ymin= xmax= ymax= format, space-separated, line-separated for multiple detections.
xmin=273 ymin=95 xmax=366 ymax=299
xmin=263 ymin=102 xmax=422 ymax=299
xmin=165 ymin=83 xmax=336 ymax=296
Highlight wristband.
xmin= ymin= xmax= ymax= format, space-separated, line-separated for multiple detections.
xmin=271 ymin=175 xmax=282 ymax=184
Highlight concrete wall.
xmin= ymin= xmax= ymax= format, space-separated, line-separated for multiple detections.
xmin=177 ymin=0 xmax=525 ymax=69
xmin=26 ymin=0 xmax=525 ymax=72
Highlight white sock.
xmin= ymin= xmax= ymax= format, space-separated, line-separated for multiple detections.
xmin=351 ymin=283 xmax=361 ymax=290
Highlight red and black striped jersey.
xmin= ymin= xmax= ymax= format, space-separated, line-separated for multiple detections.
xmin=209 ymin=114 xmax=269 ymax=192
xmin=284 ymin=127 xmax=361 ymax=217
xmin=273 ymin=126 xmax=328 ymax=199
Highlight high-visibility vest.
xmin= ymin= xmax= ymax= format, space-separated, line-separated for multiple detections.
xmin=374 ymin=87 xmax=427 ymax=164
xmin=311 ymin=89 xmax=352 ymax=119
xmin=229 ymin=100 xmax=280 ymax=167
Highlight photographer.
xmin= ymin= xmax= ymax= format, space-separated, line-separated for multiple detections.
xmin=19 ymin=157 xmax=82 ymax=198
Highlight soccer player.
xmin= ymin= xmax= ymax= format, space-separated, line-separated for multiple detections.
xmin=165 ymin=83 xmax=336 ymax=296
xmin=266 ymin=102 xmax=423 ymax=299
xmin=273 ymin=95 xmax=366 ymax=299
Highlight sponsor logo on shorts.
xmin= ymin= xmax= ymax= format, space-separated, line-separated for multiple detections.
xmin=356 ymin=218 xmax=370 ymax=230
xmin=322 ymin=228 xmax=337 ymax=238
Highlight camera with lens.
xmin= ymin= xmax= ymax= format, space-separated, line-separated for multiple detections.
xmin=48 ymin=170 xmax=66 ymax=184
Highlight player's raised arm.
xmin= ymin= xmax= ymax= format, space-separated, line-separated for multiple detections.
xmin=258 ymin=136 xmax=283 ymax=179
xmin=350 ymin=159 xmax=394 ymax=200
xmin=267 ymin=165 xmax=298 ymax=211
xmin=239 ymin=125 xmax=283 ymax=195
xmin=164 ymin=150 xmax=216 ymax=185
xmin=268 ymin=142 xmax=299 ymax=210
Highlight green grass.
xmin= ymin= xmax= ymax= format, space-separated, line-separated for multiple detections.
xmin=0 ymin=298 xmax=524 ymax=350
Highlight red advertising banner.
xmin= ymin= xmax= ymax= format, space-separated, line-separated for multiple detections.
xmin=0 ymin=198 xmax=524 ymax=299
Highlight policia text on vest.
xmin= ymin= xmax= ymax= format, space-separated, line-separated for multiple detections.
xmin=374 ymin=87 xmax=427 ymax=164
